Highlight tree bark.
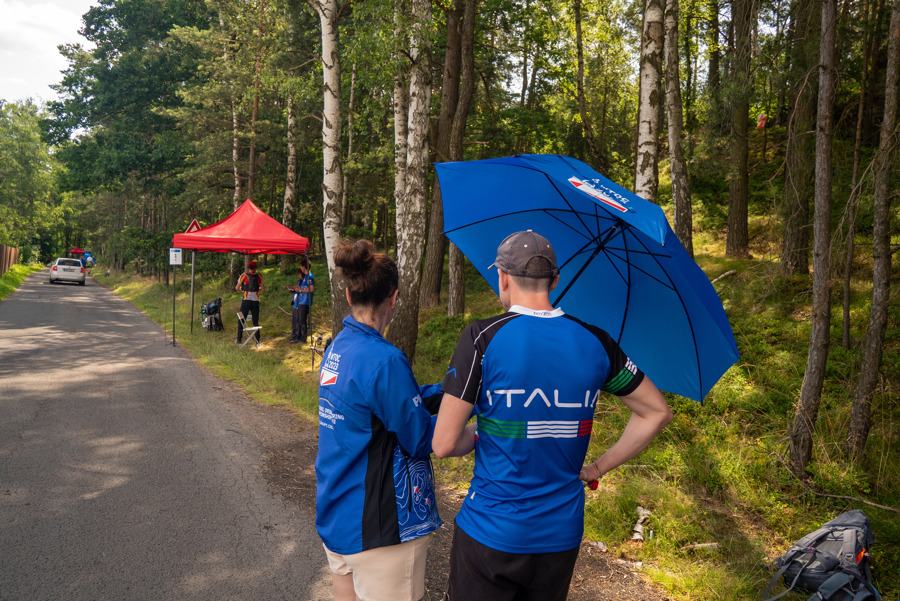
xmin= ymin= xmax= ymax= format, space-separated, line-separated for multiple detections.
xmin=575 ymin=0 xmax=603 ymax=169
xmin=448 ymin=0 xmax=476 ymax=317
xmin=707 ymin=0 xmax=721 ymax=113
xmin=842 ymin=0 xmax=881 ymax=347
xmin=420 ymin=1 xmax=463 ymax=308
xmin=388 ymin=0 xmax=432 ymax=361
xmin=664 ymin=0 xmax=693 ymax=257
xmin=790 ymin=0 xmax=836 ymax=476
xmin=310 ymin=0 xmax=348 ymax=337
xmin=725 ymin=0 xmax=752 ymax=258
xmin=847 ymin=0 xmax=900 ymax=461
xmin=781 ymin=0 xmax=820 ymax=274
xmin=635 ymin=0 xmax=664 ymax=203
xmin=281 ymin=95 xmax=297 ymax=270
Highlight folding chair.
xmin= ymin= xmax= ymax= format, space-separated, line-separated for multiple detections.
xmin=236 ymin=312 xmax=262 ymax=348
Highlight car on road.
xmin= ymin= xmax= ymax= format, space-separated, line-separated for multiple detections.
xmin=49 ymin=258 xmax=86 ymax=285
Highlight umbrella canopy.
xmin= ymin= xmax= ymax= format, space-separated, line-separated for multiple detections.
xmin=171 ymin=199 xmax=309 ymax=254
xmin=435 ymin=154 xmax=739 ymax=402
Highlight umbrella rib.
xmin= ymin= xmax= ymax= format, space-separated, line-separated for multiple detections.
xmin=619 ymin=226 xmax=706 ymax=400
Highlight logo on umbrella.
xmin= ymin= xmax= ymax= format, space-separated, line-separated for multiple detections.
xmin=568 ymin=177 xmax=628 ymax=213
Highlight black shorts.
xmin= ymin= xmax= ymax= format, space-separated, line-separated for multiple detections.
xmin=446 ymin=524 xmax=580 ymax=601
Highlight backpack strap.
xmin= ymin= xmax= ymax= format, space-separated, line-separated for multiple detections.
xmin=763 ymin=551 xmax=818 ymax=601
xmin=840 ymin=528 xmax=863 ymax=577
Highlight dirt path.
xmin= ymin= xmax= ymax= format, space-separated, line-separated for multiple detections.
xmin=259 ymin=404 xmax=672 ymax=601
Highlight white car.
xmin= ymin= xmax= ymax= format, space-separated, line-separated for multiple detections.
xmin=49 ymin=258 xmax=86 ymax=285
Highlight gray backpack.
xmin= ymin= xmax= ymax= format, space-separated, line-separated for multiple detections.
xmin=762 ymin=510 xmax=881 ymax=601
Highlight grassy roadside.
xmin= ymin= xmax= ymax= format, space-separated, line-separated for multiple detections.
xmin=96 ymin=242 xmax=899 ymax=601
xmin=0 ymin=263 xmax=45 ymax=301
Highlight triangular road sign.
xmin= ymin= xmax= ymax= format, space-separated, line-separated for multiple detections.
xmin=185 ymin=219 xmax=202 ymax=233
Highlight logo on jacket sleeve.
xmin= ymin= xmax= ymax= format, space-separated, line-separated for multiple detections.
xmin=320 ymin=368 xmax=338 ymax=386
xmin=320 ymin=351 xmax=341 ymax=385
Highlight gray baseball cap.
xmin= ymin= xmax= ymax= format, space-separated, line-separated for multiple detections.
xmin=489 ymin=230 xmax=559 ymax=278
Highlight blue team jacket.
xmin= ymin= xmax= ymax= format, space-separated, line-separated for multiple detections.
xmin=315 ymin=315 xmax=442 ymax=555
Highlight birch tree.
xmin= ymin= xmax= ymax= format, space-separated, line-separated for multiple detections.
xmin=634 ymin=0 xmax=664 ymax=203
xmin=309 ymin=0 xmax=348 ymax=335
xmin=790 ymin=0 xmax=836 ymax=475
xmin=388 ymin=0 xmax=432 ymax=360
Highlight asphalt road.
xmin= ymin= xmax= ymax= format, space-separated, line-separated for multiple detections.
xmin=0 ymin=270 xmax=331 ymax=601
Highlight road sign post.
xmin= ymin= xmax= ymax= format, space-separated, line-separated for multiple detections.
xmin=170 ymin=249 xmax=183 ymax=346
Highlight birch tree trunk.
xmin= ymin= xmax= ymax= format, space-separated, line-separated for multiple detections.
xmin=310 ymin=0 xmax=348 ymax=336
xmin=281 ymin=95 xmax=297 ymax=270
xmin=847 ymin=0 xmax=900 ymax=461
xmin=725 ymin=0 xmax=751 ymax=257
xmin=634 ymin=0 xmax=664 ymax=203
xmin=664 ymin=0 xmax=693 ymax=257
xmin=448 ymin=0 xmax=477 ymax=317
xmin=393 ymin=0 xmax=409 ymax=247
xmin=388 ymin=0 xmax=432 ymax=361
xmin=790 ymin=0 xmax=836 ymax=475
xmin=420 ymin=1 xmax=463 ymax=308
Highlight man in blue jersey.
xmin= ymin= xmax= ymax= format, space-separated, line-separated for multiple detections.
xmin=433 ymin=230 xmax=673 ymax=601
xmin=286 ymin=256 xmax=314 ymax=343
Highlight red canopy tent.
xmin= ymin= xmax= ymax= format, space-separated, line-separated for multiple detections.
xmin=172 ymin=199 xmax=309 ymax=254
xmin=170 ymin=199 xmax=310 ymax=337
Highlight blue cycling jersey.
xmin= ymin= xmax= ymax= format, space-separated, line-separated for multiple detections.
xmin=442 ymin=306 xmax=643 ymax=553
xmin=316 ymin=315 xmax=442 ymax=555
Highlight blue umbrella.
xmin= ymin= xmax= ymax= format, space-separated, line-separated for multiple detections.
xmin=435 ymin=154 xmax=739 ymax=402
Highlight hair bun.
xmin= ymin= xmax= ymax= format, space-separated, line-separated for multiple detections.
xmin=335 ymin=239 xmax=375 ymax=279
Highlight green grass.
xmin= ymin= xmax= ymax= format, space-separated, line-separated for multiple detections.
xmin=0 ymin=263 xmax=44 ymax=301
xmin=98 ymin=235 xmax=899 ymax=601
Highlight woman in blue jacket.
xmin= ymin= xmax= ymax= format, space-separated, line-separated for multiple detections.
xmin=315 ymin=239 xmax=442 ymax=601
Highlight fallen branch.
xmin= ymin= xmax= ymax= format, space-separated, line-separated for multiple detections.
xmin=773 ymin=451 xmax=898 ymax=513
xmin=711 ymin=269 xmax=737 ymax=284
xmin=681 ymin=542 xmax=721 ymax=552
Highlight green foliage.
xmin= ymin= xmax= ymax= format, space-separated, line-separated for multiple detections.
xmin=0 ymin=264 xmax=45 ymax=301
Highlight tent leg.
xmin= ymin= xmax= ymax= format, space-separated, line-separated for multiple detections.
xmin=190 ymin=251 xmax=196 ymax=333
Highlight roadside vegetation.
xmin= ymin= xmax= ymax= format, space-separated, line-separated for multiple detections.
xmin=95 ymin=219 xmax=899 ymax=601
xmin=0 ymin=263 xmax=44 ymax=302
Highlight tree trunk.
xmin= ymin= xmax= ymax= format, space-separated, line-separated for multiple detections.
xmin=281 ymin=95 xmax=297 ymax=270
xmin=707 ymin=0 xmax=721 ymax=112
xmin=665 ymin=0 xmax=693 ymax=257
xmin=725 ymin=0 xmax=751 ymax=258
xmin=388 ymin=0 xmax=432 ymax=361
xmin=790 ymin=0 xmax=837 ymax=476
xmin=575 ymin=0 xmax=603 ymax=169
xmin=635 ymin=0 xmax=664 ymax=203
xmin=842 ymin=0 xmax=881 ymax=347
xmin=448 ymin=0 xmax=476 ymax=317
xmin=310 ymin=0 xmax=348 ymax=337
xmin=227 ymin=22 xmax=243 ymax=289
xmin=781 ymin=0 xmax=820 ymax=274
xmin=393 ymin=0 xmax=409 ymax=252
xmin=847 ymin=0 xmax=899 ymax=461
xmin=420 ymin=1 xmax=463 ymax=308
